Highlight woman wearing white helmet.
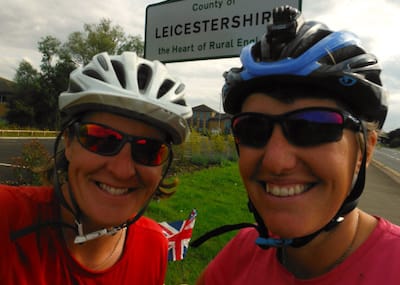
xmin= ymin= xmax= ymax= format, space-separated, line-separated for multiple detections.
xmin=0 ymin=52 xmax=192 ymax=284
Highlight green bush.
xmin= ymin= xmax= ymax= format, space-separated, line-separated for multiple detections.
xmin=4 ymin=131 xmax=238 ymax=185
xmin=0 ymin=118 xmax=8 ymax=128
xmin=10 ymin=139 xmax=52 ymax=185
xmin=389 ymin=137 xmax=400 ymax=148
xmin=168 ymin=131 xmax=237 ymax=176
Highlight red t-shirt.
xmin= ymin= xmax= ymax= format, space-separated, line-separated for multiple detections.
xmin=204 ymin=217 xmax=400 ymax=284
xmin=0 ymin=184 xmax=168 ymax=285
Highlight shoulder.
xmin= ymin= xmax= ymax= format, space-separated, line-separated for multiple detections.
xmin=129 ymin=216 xmax=167 ymax=245
xmin=135 ymin=216 xmax=165 ymax=234
xmin=222 ymin=227 xmax=260 ymax=252
xmin=202 ymin=227 xmax=280 ymax=284
xmin=0 ymin=185 xmax=55 ymax=244
xmin=374 ymin=217 xmax=400 ymax=242
xmin=124 ymin=216 xmax=168 ymax=266
xmin=338 ymin=217 xmax=400 ymax=283
xmin=205 ymin=228 xmax=277 ymax=280
xmin=0 ymin=184 xmax=54 ymax=203
xmin=0 ymin=185 xmax=54 ymax=218
xmin=213 ymin=227 xmax=264 ymax=263
xmin=357 ymin=217 xmax=400 ymax=262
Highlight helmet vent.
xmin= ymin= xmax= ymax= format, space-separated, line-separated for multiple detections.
xmin=137 ymin=64 xmax=152 ymax=91
xmin=173 ymin=99 xmax=187 ymax=106
xmin=319 ymin=45 xmax=364 ymax=65
xmin=97 ymin=55 xmax=109 ymax=71
xmin=111 ymin=60 xmax=126 ymax=88
xmin=157 ymin=79 xmax=175 ymax=98
xmin=83 ymin=69 xmax=105 ymax=82
xmin=290 ymin=28 xmax=331 ymax=58
xmin=68 ymin=81 xmax=83 ymax=93
xmin=175 ymin=83 xmax=185 ymax=94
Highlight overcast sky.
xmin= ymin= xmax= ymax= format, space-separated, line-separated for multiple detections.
xmin=1 ymin=0 xmax=399 ymax=131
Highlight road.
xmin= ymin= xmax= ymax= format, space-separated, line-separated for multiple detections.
xmin=0 ymin=138 xmax=54 ymax=162
xmin=361 ymin=162 xmax=400 ymax=224
xmin=0 ymin=138 xmax=399 ymax=224
xmin=0 ymin=138 xmax=54 ymax=182
xmin=374 ymin=147 xmax=400 ymax=172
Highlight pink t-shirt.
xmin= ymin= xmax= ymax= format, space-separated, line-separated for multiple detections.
xmin=204 ymin=217 xmax=400 ymax=284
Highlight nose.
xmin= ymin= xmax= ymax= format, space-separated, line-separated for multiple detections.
xmin=260 ymin=124 xmax=298 ymax=175
xmin=106 ymin=142 xmax=136 ymax=179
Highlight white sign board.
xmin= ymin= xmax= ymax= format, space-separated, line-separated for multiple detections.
xmin=145 ymin=0 xmax=301 ymax=62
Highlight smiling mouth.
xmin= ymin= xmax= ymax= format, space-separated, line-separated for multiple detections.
xmin=97 ymin=182 xmax=131 ymax=196
xmin=264 ymin=183 xmax=314 ymax=197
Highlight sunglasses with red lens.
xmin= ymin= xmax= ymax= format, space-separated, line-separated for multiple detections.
xmin=73 ymin=122 xmax=171 ymax=166
xmin=231 ymin=107 xmax=361 ymax=148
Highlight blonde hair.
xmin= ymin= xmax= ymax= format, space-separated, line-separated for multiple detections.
xmin=357 ymin=120 xmax=379 ymax=152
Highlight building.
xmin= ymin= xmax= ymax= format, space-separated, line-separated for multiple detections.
xmin=189 ymin=104 xmax=231 ymax=134
xmin=0 ymin=78 xmax=15 ymax=117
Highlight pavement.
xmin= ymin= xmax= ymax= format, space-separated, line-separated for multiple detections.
xmin=360 ymin=161 xmax=400 ymax=225
xmin=371 ymin=159 xmax=400 ymax=185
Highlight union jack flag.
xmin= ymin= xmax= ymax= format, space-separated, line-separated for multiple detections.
xmin=159 ymin=209 xmax=197 ymax=261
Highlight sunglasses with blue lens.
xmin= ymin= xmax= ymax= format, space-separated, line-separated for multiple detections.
xmin=73 ymin=122 xmax=171 ymax=166
xmin=231 ymin=107 xmax=361 ymax=148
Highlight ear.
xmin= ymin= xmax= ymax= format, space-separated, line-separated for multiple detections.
xmin=63 ymin=129 xmax=73 ymax=162
xmin=354 ymin=130 xmax=378 ymax=171
xmin=365 ymin=130 xmax=378 ymax=167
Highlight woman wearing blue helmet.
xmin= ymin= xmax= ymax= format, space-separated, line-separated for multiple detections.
xmin=196 ymin=6 xmax=399 ymax=284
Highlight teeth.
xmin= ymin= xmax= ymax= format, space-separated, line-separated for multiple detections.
xmin=266 ymin=184 xmax=308 ymax=197
xmin=98 ymin=183 xmax=129 ymax=195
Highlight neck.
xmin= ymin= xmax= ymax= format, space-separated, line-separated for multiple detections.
xmin=280 ymin=210 xmax=363 ymax=279
xmin=64 ymin=226 xmax=127 ymax=270
xmin=59 ymin=184 xmax=128 ymax=270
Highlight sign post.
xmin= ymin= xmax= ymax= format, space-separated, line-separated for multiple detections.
xmin=145 ymin=0 xmax=301 ymax=62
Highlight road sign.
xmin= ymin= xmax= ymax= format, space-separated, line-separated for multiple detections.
xmin=145 ymin=0 xmax=301 ymax=62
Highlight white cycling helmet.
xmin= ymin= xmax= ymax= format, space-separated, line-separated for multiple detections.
xmin=59 ymin=52 xmax=192 ymax=144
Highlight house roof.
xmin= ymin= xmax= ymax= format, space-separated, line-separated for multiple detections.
xmin=192 ymin=104 xmax=219 ymax=113
xmin=0 ymin=77 xmax=15 ymax=95
xmin=208 ymin=113 xmax=232 ymax=121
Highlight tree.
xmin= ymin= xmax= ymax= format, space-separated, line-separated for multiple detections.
xmin=64 ymin=18 xmax=144 ymax=65
xmin=7 ymin=18 xmax=144 ymax=129
xmin=6 ymin=61 xmax=40 ymax=126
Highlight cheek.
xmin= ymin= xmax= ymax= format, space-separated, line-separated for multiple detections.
xmin=238 ymin=148 xmax=259 ymax=179
xmin=65 ymin=137 xmax=86 ymax=163
xmin=310 ymin=139 xmax=359 ymax=193
xmin=66 ymin=141 xmax=105 ymax=177
xmin=148 ymin=168 xmax=163 ymax=185
xmin=137 ymin=165 xmax=164 ymax=188
xmin=64 ymin=140 xmax=73 ymax=162
xmin=336 ymin=134 xmax=360 ymax=175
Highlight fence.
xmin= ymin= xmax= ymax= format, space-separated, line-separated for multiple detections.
xmin=0 ymin=130 xmax=58 ymax=137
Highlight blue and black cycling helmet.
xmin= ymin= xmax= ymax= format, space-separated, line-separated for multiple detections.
xmin=222 ymin=5 xmax=388 ymax=128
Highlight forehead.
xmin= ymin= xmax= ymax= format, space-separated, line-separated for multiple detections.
xmin=241 ymin=92 xmax=342 ymax=114
xmin=245 ymin=83 xmax=348 ymax=105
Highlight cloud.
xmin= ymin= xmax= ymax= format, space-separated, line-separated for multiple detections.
xmin=166 ymin=58 xmax=239 ymax=111
xmin=0 ymin=0 xmax=399 ymax=129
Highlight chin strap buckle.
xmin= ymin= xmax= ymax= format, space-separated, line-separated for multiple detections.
xmin=74 ymin=219 xmax=121 ymax=244
xmin=255 ymin=237 xmax=293 ymax=249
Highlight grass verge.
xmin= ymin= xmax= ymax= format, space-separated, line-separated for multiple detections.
xmin=146 ymin=162 xmax=253 ymax=285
